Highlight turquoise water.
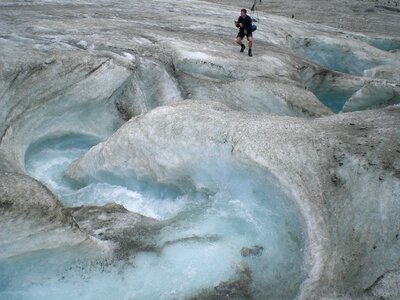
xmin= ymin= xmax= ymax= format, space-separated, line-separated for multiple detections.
xmin=0 ymin=133 xmax=309 ymax=299
xmin=310 ymin=88 xmax=356 ymax=113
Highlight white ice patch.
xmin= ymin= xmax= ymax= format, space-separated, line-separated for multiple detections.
xmin=122 ymin=52 xmax=135 ymax=61
xmin=77 ymin=40 xmax=88 ymax=48
xmin=179 ymin=50 xmax=210 ymax=60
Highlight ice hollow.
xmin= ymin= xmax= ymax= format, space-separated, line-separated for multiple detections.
xmin=300 ymin=64 xmax=400 ymax=113
xmin=66 ymin=101 xmax=400 ymax=298
xmin=14 ymin=102 xmax=309 ymax=298
xmin=301 ymin=68 xmax=365 ymax=113
xmin=64 ymin=101 xmax=307 ymax=298
xmin=288 ymin=34 xmax=398 ymax=76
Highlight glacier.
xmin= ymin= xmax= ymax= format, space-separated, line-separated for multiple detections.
xmin=0 ymin=0 xmax=400 ymax=299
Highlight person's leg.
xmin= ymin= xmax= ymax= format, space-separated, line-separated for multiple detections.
xmin=247 ymin=35 xmax=253 ymax=56
xmin=236 ymin=35 xmax=246 ymax=52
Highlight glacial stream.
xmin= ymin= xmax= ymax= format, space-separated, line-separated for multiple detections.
xmin=0 ymin=131 xmax=309 ymax=299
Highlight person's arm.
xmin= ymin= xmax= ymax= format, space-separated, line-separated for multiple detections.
xmin=234 ymin=17 xmax=242 ymax=28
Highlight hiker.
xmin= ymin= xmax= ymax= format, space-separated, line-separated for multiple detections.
xmin=235 ymin=8 xmax=253 ymax=56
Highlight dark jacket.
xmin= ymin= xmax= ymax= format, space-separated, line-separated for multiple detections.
xmin=236 ymin=15 xmax=252 ymax=33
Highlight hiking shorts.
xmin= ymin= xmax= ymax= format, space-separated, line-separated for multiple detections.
xmin=237 ymin=30 xmax=252 ymax=40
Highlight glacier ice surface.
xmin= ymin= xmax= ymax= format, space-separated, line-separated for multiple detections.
xmin=0 ymin=0 xmax=399 ymax=299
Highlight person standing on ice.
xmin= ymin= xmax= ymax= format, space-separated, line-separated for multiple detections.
xmin=235 ymin=8 xmax=253 ymax=56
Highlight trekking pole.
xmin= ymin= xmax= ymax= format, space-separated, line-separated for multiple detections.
xmin=250 ymin=0 xmax=261 ymax=22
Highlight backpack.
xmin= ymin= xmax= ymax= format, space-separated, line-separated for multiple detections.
xmin=251 ymin=24 xmax=257 ymax=32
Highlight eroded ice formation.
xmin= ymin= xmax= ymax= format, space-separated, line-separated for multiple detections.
xmin=1 ymin=0 xmax=400 ymax=299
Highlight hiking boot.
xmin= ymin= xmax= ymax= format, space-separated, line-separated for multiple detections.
xmin=248 ymin=49 xmax=252 ymax=56
xmin=240 ymin=44 xmax=245 ymax=52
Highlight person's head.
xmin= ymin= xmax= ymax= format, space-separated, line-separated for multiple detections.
xmin=241 ymin=9 xmax=247 ymax=18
